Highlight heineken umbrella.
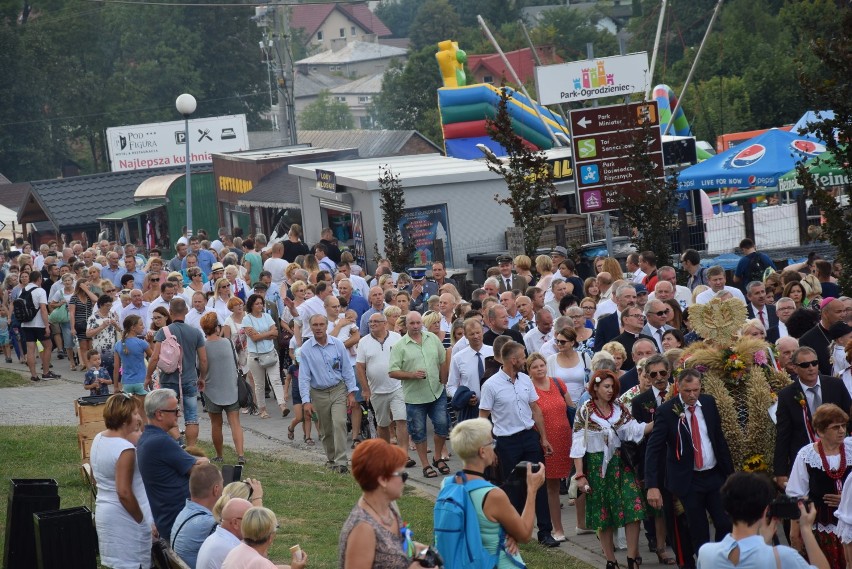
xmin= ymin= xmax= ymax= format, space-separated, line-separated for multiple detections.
xmin=777 ymin=147 xmax=850 ymax=192
xmin=676 ymin=129 xmax=827 ymax=192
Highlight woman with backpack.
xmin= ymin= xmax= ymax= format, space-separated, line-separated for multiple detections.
xmin=436 ymin=418 xmax=546 ymax=569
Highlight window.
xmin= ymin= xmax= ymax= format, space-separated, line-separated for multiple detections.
xmin=317 ymin=31 xmax=323 ymax=41
xmin=339 ymin=28 xmax=345 ymax=37
xmin=336 ymin=96 xmax=346 ymax=102
xmin=329 ymin=65 xmax=341 ymax=72
xmin=351 ymin=26 xmax=356 ymax=35
xmin=358 ymin=96 xmax=371 ymax=103
xmin=483 ymin=75 xmax=494 ymax=83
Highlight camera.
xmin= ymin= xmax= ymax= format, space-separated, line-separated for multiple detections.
xmin=414 ymin=546 xmax=444 ymax=568
xmin=511 ymin=461 xmax=541 ymax=478
xmin=768 ymin=495 xmax=810 ymax=520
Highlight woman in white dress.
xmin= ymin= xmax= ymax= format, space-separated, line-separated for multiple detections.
xmin=89 ymin=393 xmax=153 ymax=569
xmin=546 ymin=327 xmax=587 ymax=406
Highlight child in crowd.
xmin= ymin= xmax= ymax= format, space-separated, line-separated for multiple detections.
xmin=84 ymin=349 xmax=112 ymax=395
xmin=113 ymin=315 xmax=152 ymax=395
xmin=0 ymin=306 xmax=10 ymax=363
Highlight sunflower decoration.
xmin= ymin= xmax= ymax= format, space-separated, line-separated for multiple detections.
xmin=689 ymin=297 xmax=748 ymax=346
xmin=742 ymin=453 xmax=768 ymax=473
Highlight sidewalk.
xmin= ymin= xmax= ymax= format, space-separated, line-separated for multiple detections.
xmin=0 ymin=354 xmax=673 ymax=569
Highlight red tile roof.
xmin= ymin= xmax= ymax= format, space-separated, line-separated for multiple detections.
xmin=290 ymin=2 xmax=391 ymax=40
xmin=466 ymin=46 xmax=563 ymax=84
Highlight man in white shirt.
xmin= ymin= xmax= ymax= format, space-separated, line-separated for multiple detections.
xmin=447 ymin=319 xmax=493 ymax=399
xmin=356 ymin=312 xmax=408 ymax=455
xmin=293 ymin=281 xmax=333 ymax=344
xmin=121 ymin=289 xmax=151 ymax=330
xmin=314 ymin=243 xmax=336 ymax=275
xmin=500 ymin=291 xmax=522 ymax=330
xmin=651 ymin=266 xmax=693 ymax=308
xmin=262 ymin=242 xmax=288 ymax=286
xmin=185 ymin=291 xmax=215 ymax=330
xmin=626 ymin=252 xmax=646 ymax=284
xmin=149 ymin=282 xmax=178 ymax=315
xmin=195 ymin=498 xmax=252 ymax=569
xmin=544 ymin=280 xmax=570 ymax=315
xmin=524 ymin=309 xmax=553 ymax=354
xmin=593 ymin=278 xmax=627 ymax=321
xmin=694 ymin=266 xmax=746 ymax=305
xmin=338 ymin=261 xmax=369 ymax=299
xmin=511 ymin=295 xmax=536 ymax=334
xmin=21 ymin=271 xmax=60 ymax=380
xmin=438 ymin=293 xmax=457 ymax=340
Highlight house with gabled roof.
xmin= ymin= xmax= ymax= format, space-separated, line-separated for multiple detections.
xmin=290 ymin=2 xmax=392 ymax=52
xmin=466 ymin=46 xmax=563 ymax=86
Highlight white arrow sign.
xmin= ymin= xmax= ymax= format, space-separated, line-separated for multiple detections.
xmin=576 ymin=117 xmax=592 ymax=129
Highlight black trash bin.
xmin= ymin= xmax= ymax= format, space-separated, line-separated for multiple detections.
xmin=3 ymin=479 xmax=60 ymax=569
xmin=33 ymin=506 xmax=98 ymax=569
xmin=466 ymin=251 xmax=506 ymax=287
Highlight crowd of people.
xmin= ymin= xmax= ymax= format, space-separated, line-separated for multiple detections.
xmin=11 ymin=228 xmax=852 ymax=569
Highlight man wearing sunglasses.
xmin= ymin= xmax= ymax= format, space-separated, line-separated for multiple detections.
xmin=773 ymin=346 xmax=852 ymax=491
xmin=641 ymin=300 xmax=674 ymax=353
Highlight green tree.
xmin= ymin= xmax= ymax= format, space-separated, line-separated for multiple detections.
xmin=408 ymin=0 xmax=460 ymax=52
xmin=369 ymin=45 xmax=444 ymax=145
xmin=795 ymin=6 xmax=852 ymax=294
xmin=613 ymin=116 xmax=680 ymax=268
xmin=374 ymin=167 xmax=414 ymax=271
xmin=531 ymin=6 xmax=619 ymax=62
xmin=690 ymin=76 xmax=753 ymax=146
xmin=299 ymin=91 xmax=354 ymax=130
xmin=375 ymin=0 xmax=421 ymax=38
xmin=484 ymin=87 xmax=555 ymax=257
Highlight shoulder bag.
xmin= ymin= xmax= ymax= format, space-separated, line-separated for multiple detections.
xmin=229 ymin=339 xmax=257 ymax=412
xmin=615 ymin=402 xmax=642 ymax=471
xmin=247 ymin=314 xmax=279 ymax=369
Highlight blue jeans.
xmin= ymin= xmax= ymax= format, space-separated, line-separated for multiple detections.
xmin=406 ymin=390 xmax=449 ymax=444
xmin=161 ymin=380 xmax=199 ymax=425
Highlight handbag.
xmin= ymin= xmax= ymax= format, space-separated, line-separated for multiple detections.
xmin=254 ymin=349 xmax=279 ymax=369
xmin=615 ymin=403 xmax=642 ymax=471
xmin=551 ymin=378 xmax=576 ymax=424
xmin=151 ymin=538 xmax=190 ymax=569
xmin=229 ymin=340 xmax=257 ymax=412
xmin=48 ymin=303 xmax=69 ymax=324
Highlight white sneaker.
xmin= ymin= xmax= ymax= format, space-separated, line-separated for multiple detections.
xmin=616 ymin=527 xmax=627 ymax=550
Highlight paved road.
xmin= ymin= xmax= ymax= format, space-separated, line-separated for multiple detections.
xmin=0 ymin=355 xmax=677 ymax=569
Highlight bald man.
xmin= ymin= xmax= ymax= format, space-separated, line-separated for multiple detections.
xmin=196 ymin=498 xmax=252 ymax=569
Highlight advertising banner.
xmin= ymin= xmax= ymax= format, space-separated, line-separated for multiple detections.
xmin=106 ymin=115 xmax=248 ymax=172
xmin=535 ymin=52 xmax=650 ymax=105
xmin=398 ymin=204 xmax=452 ymax=267
xmin=351 ymin=211 xmax=366 ymax=267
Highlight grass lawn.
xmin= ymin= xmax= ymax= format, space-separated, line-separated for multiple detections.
xmin=0 ymin=426 xmax=594 ymax=569
xmin=0 ymin=369 xmax=29 ymax=388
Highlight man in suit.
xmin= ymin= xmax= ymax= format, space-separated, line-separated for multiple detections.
xmin=766 ymin=297 xmax=795 ymax=344
xmin=799 ymin=297 xmax=848 ymax=376
xmin=593 ymin=283 xmax=637 ymax=352
xmin=496 ymin=255 xmax=528 ymax=293
xmin=631 ymin=355 xmax=682 ymax=566
xmin=645 ymin=369 xmax=734 ymax=559
xmin=615 ymin=309 xmax=656 ymax=370
xmin=745 ymin=281 xmax=778 ymax=330
xmin=641 ymin=299 xmax=674 ymax=352
xmin=773 ymin=346 xmax=852 ymax=489
xmin=618 ymin=337 xmax=657 ymax=394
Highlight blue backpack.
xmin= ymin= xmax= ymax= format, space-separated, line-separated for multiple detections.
xmin=433 ymin=471 xmax=524 ymax=569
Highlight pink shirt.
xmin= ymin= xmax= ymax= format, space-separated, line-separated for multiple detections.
xmin=221 ymin=542 xmax=276 ymax=569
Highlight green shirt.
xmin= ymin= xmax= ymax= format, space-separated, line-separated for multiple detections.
xmin=388 ymin=331 xmax=446 ymax=404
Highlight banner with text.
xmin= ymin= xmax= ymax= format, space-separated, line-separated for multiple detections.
xmin=535 ymin=52 xmax=650 ymax=105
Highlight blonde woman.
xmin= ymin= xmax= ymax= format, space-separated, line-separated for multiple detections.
xmin=207 ymin=277 xmax=234 ymax=324
xmin=535 ymin=255 xmax=555 ymax=292
xmin=383 ymin=306 xmax=402 ymax=333
xmin=601 ymin=341 xmax=628 ymax=379
xmin=514 ymin=254 xmax=536 ymax=286
xmin=601 ymin=258 xmax=624 ymax=282
xmin=222 ymin=506 xmax=307 ymax=569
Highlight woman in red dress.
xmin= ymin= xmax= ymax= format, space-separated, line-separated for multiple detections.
xmin=528 ymin=352 xmax=573 ymax=542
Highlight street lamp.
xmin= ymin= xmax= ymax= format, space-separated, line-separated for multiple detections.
xmin=176 ymin=93 xmax=197 ymax=238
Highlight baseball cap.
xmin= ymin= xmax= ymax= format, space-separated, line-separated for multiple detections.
xmin=634 ymin=284 xmax=648 ymax=296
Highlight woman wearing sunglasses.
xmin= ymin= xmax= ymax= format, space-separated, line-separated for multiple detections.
xmin=340 ymin=438 xmax=424 ymax=569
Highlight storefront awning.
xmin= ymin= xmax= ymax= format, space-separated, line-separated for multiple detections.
xmin=134 ymin=173 xmax=183 ymax=200
xmin=97 ymin=199 xmax=165 ymax=222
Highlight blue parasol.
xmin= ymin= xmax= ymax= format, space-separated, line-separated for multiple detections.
xmin=676 ymin=129 xmax=827 ymax=192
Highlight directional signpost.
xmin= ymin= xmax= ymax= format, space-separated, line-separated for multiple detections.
xmin=569 ymin=101 xmax=664 ymax=214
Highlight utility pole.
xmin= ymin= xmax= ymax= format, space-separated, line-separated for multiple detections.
xmin=273 ymin=3 xmax=297 ymax=146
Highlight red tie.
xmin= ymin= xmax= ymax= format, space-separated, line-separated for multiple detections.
xmin=758 ymin=309 xmax=765 ymax=327
xmin=659 ymin=388 xmax=666 ymax=406
xmin=689 ymin=404 xmax=704 ymax=469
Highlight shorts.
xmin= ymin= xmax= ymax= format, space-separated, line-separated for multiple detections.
xmin=406 ymin=391 xmax=449 ymax=444
xmin=22 ymin=327 xmax=47 ymax=343
xmin=123 ymin=383 xmax=148 ymax=396
xmin=353 ymin=374 xmax=364 ymax=403
xmin=371 ymin=389 xmax=406 ymax=428
xmin=160 ymin=380 xmax=199 ymax=425
xmin=205 ymin=399 xmax=240 ymax=414
xmin=290 ymin=379 xmax=303 ymax=406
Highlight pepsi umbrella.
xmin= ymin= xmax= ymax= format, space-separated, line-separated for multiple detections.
xmin=676 ymin=129 xmax=827 ymax=192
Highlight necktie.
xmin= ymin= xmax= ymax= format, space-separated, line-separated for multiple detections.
xmin=659 ymin=388 xmax=666 ymax=406
xmin=689 ymin=404 xmax=704 ymax=469
xmin=476 ymin=352 xmax=484 ymax=383
xmin=656 ymin=329 xmax=664 ymax=350
xmin=809 ymin=386 xmax=822 ymax=414
xmin=505 ymin=278 xmax=511 ymax=290
xmin=758 ymin=309 xmax=765 ymax=327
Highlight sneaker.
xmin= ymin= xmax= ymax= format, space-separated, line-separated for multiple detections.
xmin=41 ymin=371 xmax=61 ymax=379
xmin=211 ymin=456 xmax=224 ymax=464
xmin=334 ymin=464 xmax=349 ymax=475
xmin=237 ymin=456 xmax=246 ymax=465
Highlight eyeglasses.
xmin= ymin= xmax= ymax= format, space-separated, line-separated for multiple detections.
xmin=160 ymin=407 xmax=181 ymax=415
xmin=555 ymin=339 xmax=572 ymax=346
xmin=627 ymin=313 xmax=645 ymax=320
xmin=647 ymin=370 xmax=670 ymax=379
xmin=582 ymin=306 xmax=595 ymax=311
xmin=219 ymin=285 xmax=229 ymax=289
xmin=150 ymin=279 xmax=160 ymax=283
xmin=796 ymin=360 xmax=820 ymax=368
xmin=369 ymin=320 xmax=386 ymax=324
xmin=652 ymin=309 xmax=670 ymax=316
xmin=391 ymin=471 xmax=409 ymax=482
xmin=481 ymin=440 xmax=497 ymax=448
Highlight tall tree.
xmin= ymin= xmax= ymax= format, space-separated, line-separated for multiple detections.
xmin=484 ymin=87 xmax=555 ymax=257
xmin=299 ymin=91 xmax=355 ymax=130
xmin=375 ymin=0 xmax=421 ymax=38
xmin=795 ymin=5 xmax=852 ymax=294
xmin=408 ymin=0 xmax=460 ymax=52
xmin=374 ymin=167 xmax=414 ymax=271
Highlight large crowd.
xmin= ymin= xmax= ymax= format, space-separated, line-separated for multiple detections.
xmin=5 ymin=227 xmax=852 ymax=569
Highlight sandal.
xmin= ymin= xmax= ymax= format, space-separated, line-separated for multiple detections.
xmin=655 ymin=551 xmax=676 ymax=566
xmin=431 ymin=458 xmax=450 ymax=475
xmin=405 ymin=458 xmax=417 ymax=468
xmin=259 ymin=410 xmax=271 ymax=419
xmin=241 ymin=408 xmax=249 ymax=414
xmin=287 ymin=426 xmax=295 ymax=440
xmin=305 ymin=437 xmax=315 ymax=446
xmin=422 ymin=466 xmax=438 ymax=478
xmin=351 ymin=437 xmax=363 ymax=449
